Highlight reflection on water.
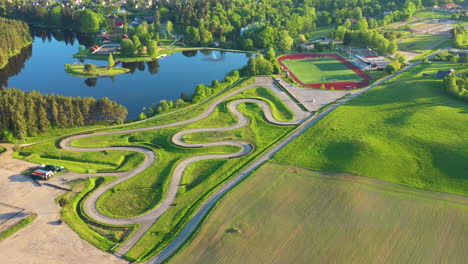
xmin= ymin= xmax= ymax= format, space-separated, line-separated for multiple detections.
xmin=0 ymin=45 xmax=32 ymax=87
xmin=0 ymin=29 xmax=249 ymax=118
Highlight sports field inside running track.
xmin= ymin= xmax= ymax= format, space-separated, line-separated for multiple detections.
xmin=278 ymin=54 xmax=371 ymax=89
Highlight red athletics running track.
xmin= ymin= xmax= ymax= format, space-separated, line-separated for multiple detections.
xmin=277 ymin=53 xmax=372 ymax=90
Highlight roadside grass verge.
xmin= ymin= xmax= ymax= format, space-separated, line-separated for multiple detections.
xmin=0 ymin=146 xmax=5 ymax=154
xmin=168 ymin=162 xmax=468 ymax=264
xmin=273 ymin=63 xmax=468 ymax=196
xmin=0 ymin=213 xmax=37 ymax=242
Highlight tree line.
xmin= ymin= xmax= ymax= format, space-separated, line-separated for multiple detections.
xmin=0 ymin=16 xmax=32 ymax=69
xmin=0 ymin=88 xmax=127 ymax=140
xmin=453 ymin=24 xmax=468 ymax=49
xmin=443 ymin=69 xmax=468 ymax=102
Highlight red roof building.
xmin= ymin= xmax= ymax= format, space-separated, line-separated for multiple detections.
xmin=444 ymin=3 xmax=457 ymax=8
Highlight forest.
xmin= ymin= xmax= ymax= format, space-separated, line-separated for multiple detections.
xmin=0 ymin=16 xmax=32 ymax=69
xmin=1 ymin=0 xmax=425 ymax=50
xmin=0 ymin=88 xmax=128 ymax=140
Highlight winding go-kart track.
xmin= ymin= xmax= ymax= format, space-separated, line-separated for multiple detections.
xmin=23 ymin=59 xmax=427 ymax=263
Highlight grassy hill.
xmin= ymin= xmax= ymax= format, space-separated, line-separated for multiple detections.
xmin=273 ymin=63 xmax=468 ymax=196
xmin=169 ymin=162 xmax=468 ymax=264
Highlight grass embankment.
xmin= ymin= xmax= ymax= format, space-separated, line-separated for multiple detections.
xmin=15 ymin=142 xmax=145 ymax=173
xmin=169 ymin=162 xmax=468 ymax=264
xmin=65 ymin=64 xmax=129 ymax=77
xmin=398 ymin=34 xmax=446 ymax=53
xmin=281 ymin=58 xmax=363 ymax=84
xmin=58 ymin=177 xmax=137 ymax=252
xmin=0 ymin=213 xmax=37 ymax=242
xmin=274 ymin=63 xmax=468 ymax=196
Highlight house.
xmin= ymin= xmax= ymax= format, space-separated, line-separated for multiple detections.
xmin=435 ymin=69 xmax=455 ymax=79
xmin=384 ymin=9 xmax=393 ymax=15
xmin=444 ymin=3 xmax=457 ymax=9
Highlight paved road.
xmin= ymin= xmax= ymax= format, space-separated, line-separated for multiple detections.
xmin=57 ymin=77 xmax=310 ymax=255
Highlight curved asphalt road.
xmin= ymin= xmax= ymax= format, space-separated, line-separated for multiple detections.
xmin=58 ymin=77 xmax=309 ymax=255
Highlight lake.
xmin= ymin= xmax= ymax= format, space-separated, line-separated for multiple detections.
xmin=0 ymin=29 xmax=250 ymax=118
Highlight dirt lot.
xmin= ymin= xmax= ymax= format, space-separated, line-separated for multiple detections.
xmin=0 ymin=144 xmax=125 ymax=264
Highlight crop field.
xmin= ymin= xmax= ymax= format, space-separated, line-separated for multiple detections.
xmin=169 ymin=162 xmax=468 ymax=264
xmin=278 ymin=54 xmax=371 ymax=89
xmin=398 ymin=34 xmax=446 ymax=52
xmin=273 ymin=63 xmax=468 ymax=196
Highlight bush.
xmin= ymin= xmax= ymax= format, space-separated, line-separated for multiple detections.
xmin=84 ymin=63 xmax=96 ymax=73
xmin=58 ymin=197 xmax=68 ymax=207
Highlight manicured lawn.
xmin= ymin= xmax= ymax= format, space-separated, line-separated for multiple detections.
xmin=398 ymin=34 xmax=446 ymax=53
xmin=273 ymin=63 xmax=468 ymax=196
xmin=65 ymin=64 xmax=129 ymax=77
xmin=0 ymin=213 xmax=37 ymax=242
xmin=169 ymin=162 xmax=468 ymax=264
xmin=281 ymin=58 xmax=363 ymax=84
xmin=414 ymin=9 xmax=452 ymax=19
xmin=305 ymin=25 xmax=336 ymax=40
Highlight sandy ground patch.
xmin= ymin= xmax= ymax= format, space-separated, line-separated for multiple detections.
xmin=0 ymin=144 xmax=125 ymax=264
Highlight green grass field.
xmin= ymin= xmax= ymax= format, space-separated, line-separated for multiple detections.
xmin=414 ymin=9 xmax=452 ymax=19
xmin=169 ymin=162 xmax=468 ymax=264
xmin=273 ymin=63 xmax=468 ymax=196
xmin=398 ymin=34 xmax=446 ymax=53
xmin=281 ymin=58 xmax=363 ymax=84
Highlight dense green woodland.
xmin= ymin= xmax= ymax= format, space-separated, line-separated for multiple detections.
xmin=0 ymin=88 xmax=127 ymax=140
xmin=0 ymin=0 xmax=432 ymax=51
xmin=0 ymin=16 xmax=32 ymax=69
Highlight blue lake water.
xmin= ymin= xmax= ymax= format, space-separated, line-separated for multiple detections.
xmin=0 ymin=30 xmax=250 ymax=118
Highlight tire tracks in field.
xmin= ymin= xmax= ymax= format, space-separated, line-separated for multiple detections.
xmin=58 ymin=77 xmax=310 ymax=255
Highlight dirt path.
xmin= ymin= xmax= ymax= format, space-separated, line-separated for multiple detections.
xmin=56 ymin=77 xmax=310 ymax=255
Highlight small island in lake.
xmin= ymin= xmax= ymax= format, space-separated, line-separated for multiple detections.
xmin=65 ymin=63 xmax=129 ymax=77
